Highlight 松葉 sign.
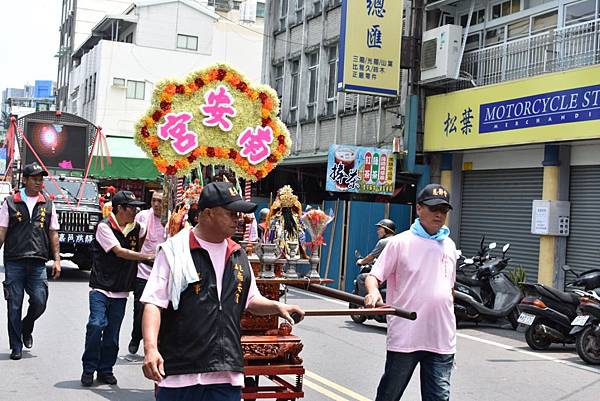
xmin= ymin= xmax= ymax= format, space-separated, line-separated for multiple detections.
xmin=338 ymin=0 xmax=403 ymax=97
xmin=424 ymin=64 xmax=600 ymax=151
xmin=326 ymin=145 xmax=396 ymax=195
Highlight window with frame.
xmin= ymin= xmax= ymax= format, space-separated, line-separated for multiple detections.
xmin=485 ymin=26 xmax=505 ymax=46
xmin=279 ymin=0 xmax=288 ymax=29
xmin=289 ymin=59 xmax=300 ymax=123
xmin=273 ymin=64 xmax=284 ymax=98
xmin=91 ymin=73 xmax=96 ymax=101
xmin=507 ymin=18 xmax=529 ymax=39
xmin=257 ymin=1 xmax=266 ymax=18
xmin=564 ymin=0 xmax=597 ymax=26
xmin=491 ymin=0 xmax=520 ymax=20
xmin=177 ymin=34 xmax=198 ymax=51
xmin=127 ymin=80 xmax=145 ymax=100
xmin=464 ymin=33 xmax=481 ymax=52
xmin=460 ymin=9 xmax=485 ymax=27
xmin=531 ymin=10 xmax=557 ymax=34
xmin=313 ymin=0 xmax=321 ymax=15
xmin=306 ymin=52 xmax=319 ymax=120
xmin=326 ymin=45 xmax=338 ymax=115
xmin=295 ymin=0 xmax=304 ymax=23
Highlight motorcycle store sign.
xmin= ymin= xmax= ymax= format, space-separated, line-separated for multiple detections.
xmin=326 ymin=144 xmax=396 ymax=195
xmin=424 ymin=64 xmax=600 ymax=151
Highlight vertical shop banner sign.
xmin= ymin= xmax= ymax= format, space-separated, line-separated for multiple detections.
xmin=424 ymin=64 xmax=600 ymax=151
xmin=326 ymin=145 xmax=396 ymax=195
xmin=338 ymin=0 xmax=403 ymax=97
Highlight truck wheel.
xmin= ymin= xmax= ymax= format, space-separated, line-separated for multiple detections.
xmin=575 ymin=325 xmax=600 ymax=365
xmin=525 ymin=324 xmax=551 ymax=350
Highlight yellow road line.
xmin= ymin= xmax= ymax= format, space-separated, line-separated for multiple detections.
xmin=305 ymin=370 xmax=372 ymax=401
xmin=303 ymin=378 xmax=351 ymax=401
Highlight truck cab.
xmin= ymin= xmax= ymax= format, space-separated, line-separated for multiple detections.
xmin=43 ymin=176 xmax=102 ymax=270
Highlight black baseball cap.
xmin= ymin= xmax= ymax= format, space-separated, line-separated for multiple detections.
xmin=23 ymin=162 xmax=48 ymax=177
xmin=417 ymin=184 xmax=453 ymax=209
xmin=198 ymin=182 xmax=257 ymax=213
xmin=112 ymin=190 xmax=145 ymax=207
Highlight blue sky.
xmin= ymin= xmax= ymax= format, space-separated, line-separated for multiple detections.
xmin=0 ymin=1 xmax=61 ymax=93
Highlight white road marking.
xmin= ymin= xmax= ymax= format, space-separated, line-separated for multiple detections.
xmin=456 ymin=332 xmax=600 ymax=374
xmin=292 ymin=287 xmax=600 ymax=374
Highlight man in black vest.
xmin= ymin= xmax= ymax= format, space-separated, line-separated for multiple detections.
xmin=140 ymin=181 xmax=305 ymax=401
xmin=80 ymin=190 xmax=154 ymax=387
xmin=0 ymin=162 xmax=61 ymax=361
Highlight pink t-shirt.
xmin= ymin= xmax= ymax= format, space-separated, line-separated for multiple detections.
xmin=93 ymin=220 xmax=146 ymax=299
xmin=370 ymin=230 xmax=457 ymax=354
xmin=141 ymin=233 xmax=258 ymax=388
xmin=135 ymin=209 xmax=166 ymax=280
xmin=0 ymin=192 xmax=59 ymax=230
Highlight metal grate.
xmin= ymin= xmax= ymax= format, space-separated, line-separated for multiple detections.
xmin=421 ymin=38 xmax=437 ymax=70
xmin=460 ymin=168 xmax=543 ymax=283
xmin=58 ymin=210 xmax=92 ymax=232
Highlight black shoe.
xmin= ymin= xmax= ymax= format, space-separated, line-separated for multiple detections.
xmin=97 ymin=372 xmax=117 ymax=385
xmin=9 ymin=350 xmax=22 ymax=360
xmin=81 ymin=372 xmax=94 ymax=387
xmin=128 ymin=339 xmax=139 ymax=355
xmin=22 ymin=332 xmax=33 ymax=349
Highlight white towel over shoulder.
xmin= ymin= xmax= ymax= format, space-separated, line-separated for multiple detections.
xmin=158 ymin=227 xmax=198 ymax=310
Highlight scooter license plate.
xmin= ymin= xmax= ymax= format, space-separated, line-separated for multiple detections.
xmin=571 ymin=315 xmax=590 ymax=326
xmin=517 ymin=312 xmax=536 ymax=325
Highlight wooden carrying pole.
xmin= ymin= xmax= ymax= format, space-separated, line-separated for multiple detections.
xmin=289 ymin=283 xmax=417 ymax=321
xmin=301 ymin=308 xmax=399 ymax=317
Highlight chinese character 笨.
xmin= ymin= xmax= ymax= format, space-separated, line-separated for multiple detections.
xmin=367 ymin=25 xmax=383 ymax=49
xmin=443 ymin=113 xmax=458 ymax=136
xmin=366 ymin=0 xmax=386 ymax=18
xmin=158 ymin=112 xmax=199 ymax=155
xmin=460 ymin=107 xmax=474 ymax=135
xmin=200 ymin=85 xmax=237 ymax=131
xmin=237 ymin=126 xmax=274 ymax=165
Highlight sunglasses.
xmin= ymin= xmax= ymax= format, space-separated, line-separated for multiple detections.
xmin=427 ymin=205 xmax=451 ymax=214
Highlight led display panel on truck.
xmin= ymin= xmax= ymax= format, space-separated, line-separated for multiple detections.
xmin=24 ymin=120 xmax=88 ymax=170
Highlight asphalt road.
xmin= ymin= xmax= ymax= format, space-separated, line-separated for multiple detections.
xmin=0 ymin=263 xmax=598 ymax=400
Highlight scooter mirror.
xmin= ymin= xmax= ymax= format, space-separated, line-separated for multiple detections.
xmin=502 ymin=243 xmax=510 ymax=253
xmin=561 ymin=264 xmax=571 ymax=272
xmin=464 ymin=258 xmax=474 ymax=265
xmin=354 ymin=249 xmax=361 ymax=258
xmin=489 ymin=242 xmax=497 ymax=250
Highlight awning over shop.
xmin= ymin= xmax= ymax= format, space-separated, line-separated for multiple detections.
xmin=89 ymin=136 xmax=160 ymax=180
xmin=90 ymin=156 xmax=160 ymax=180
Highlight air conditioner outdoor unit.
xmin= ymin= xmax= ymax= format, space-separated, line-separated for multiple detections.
xmin=420 ymin=24 xmax=462 ymax=83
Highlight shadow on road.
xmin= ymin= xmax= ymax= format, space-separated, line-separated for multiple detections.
xmin=340 ymin=320 xmax=387 ymax=334
xmin=54 ymin=380 xmax=154 ymax=401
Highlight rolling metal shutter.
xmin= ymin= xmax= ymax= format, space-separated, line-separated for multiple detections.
xmin=566 ymin=166 xmax=600 ymax=276
xmin=460 ymin=168 xmax=543 ymax=283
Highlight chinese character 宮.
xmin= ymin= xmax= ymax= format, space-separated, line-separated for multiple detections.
xmin=237 ymin=126 xmax=274 ymax=165
xmin=366 ymin=0 xmax=386 ymax=17
xmin=460 ymin=107 xmax=474 ymax=135
xmin=367 ymin=25 xmax=383 ymax=48
xmin=200 ymin=85 xmax=237 ymax=131
xmin=443 ymin=113 xmax=457 ymax=136
xmin=158 ymin=112 xmax=199 ymax=155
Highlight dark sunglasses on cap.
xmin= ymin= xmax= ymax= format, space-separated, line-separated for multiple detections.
xmin=427 ymin=204 xmax=451 ymax=214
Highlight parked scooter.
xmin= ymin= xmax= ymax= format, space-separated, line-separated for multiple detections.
xmin=454 ymin=243 xmax=523 ymax=329
xmin=518 ymin=265 xmax=600 ymax=351
xmin=349 ymin=250 xmax=387 ymax=324
xmin=570 ymin=288 xmax=600 ymax=364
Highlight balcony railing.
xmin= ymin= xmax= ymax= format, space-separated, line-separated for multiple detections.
xmin=461 ymin=18 xmax=600 ymax=87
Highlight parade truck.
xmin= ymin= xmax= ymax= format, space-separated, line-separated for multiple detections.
xmin=14 ymin=111 xmax=103 ymax=270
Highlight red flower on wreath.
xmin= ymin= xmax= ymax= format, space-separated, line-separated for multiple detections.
xmin=152 ymin=111 xmax=163 ymax=122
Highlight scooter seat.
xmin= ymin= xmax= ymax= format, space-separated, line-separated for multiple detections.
xmin=541 ymin=286 xmax=580 ymax=305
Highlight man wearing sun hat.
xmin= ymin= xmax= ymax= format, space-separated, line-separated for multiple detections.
xmin=0 ymin=162 xmax=61 ymax=361
xmin=80 ymin=190 xmax=155 ymax=387
xmin=365 ymin=183 xmax=458 ymax=401
xmin=140 ymin=181 xmax=304 ymax=401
